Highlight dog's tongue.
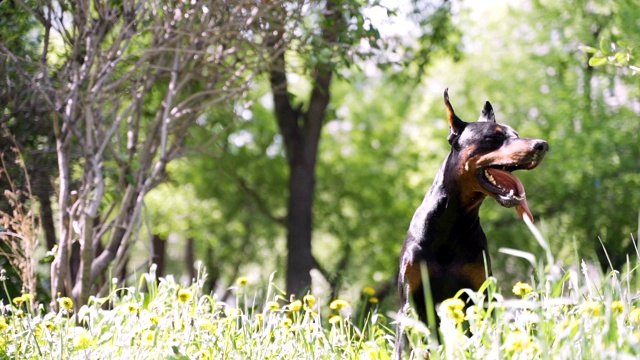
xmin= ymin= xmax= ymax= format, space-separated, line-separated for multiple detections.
xmin=485 ymin=168 xmax=534 ymax=222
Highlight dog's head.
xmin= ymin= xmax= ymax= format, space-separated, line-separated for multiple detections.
xmin=443 ymin=89 xmax=549 ymax=221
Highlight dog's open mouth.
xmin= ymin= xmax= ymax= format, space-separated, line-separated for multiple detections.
xmin=477 ymin=158 xmax=541 ymax=221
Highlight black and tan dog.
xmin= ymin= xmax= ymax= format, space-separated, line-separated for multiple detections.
xmin=395 ymin=89 xmax=548 ymax=358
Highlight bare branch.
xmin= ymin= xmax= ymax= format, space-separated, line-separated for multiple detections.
xmin=0 ymin=45 xmax=57 ymax=115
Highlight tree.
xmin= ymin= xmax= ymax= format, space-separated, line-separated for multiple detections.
xmin=1 ymin=1 xmax=57 ymax=302
xmin=265 ymin=0 xmax=460 ymax=295
xmin=264 ymin=0 xmax=348 ymax=295
xmin=1 ymin=0 xmax=291 ymax=308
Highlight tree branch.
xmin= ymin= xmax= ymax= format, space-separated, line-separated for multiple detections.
xmin=267 ymin=14 xmax=300 ymax=163
xmin=229 ymin=172 xmax=286 ymax=225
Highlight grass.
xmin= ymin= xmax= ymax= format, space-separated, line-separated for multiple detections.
xmin=3 ymin=241 xmax=640 ymax=359
xmin=3 ymin=263 xmax=640 ymax=360
xmin=0 ymin=267 xmax=394 ymax=359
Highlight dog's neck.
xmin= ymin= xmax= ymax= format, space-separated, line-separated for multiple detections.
xmin=408 ymin=153 xmax=485 ymax=250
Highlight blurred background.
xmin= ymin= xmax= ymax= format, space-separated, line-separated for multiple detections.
xmin=1 ymin=0 xmax=639 ymax=311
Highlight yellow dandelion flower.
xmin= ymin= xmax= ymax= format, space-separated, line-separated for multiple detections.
xmin=141 ymin=330 xmax=154 ymax=346
xmin=363 ymin=347 xmax=377 ymax=360
xmin=168 ymin=334 xmax=181 ymax=346
xmin=42 ymin=321 xmax=55 ymax=330
xmin=581 ymin=300 xmax=601 ymax=316
xmin=13 ymin=295 xmax=25 ymax=305
xmin=288 ymin=300 xmax=303 ymax=311
xmin=149 ymin=314 xmax=159 ymax=325
xmin=197 ymin=350 xmax=211 ymax=360
xmin=14 ymin=310 xmax=24 ymax=317
xmin=329 ymin=299 xmax=349 ymax=310
xmin=226 ymin=307 xmax=241 ymax=317
xmin=328 ymin=315 xmax=341 ymax=325
xmin=281 ymin=317 xmax=293 ymax=327
xmin=73 ymin=332 xmax=93 ymax=349
xmin=127 ymin=303 xmax=140 ymax=313
xmin=369 ymin=297 xmax=379 ymax=304
xmin=196 ymin=318 xmax=214 ymax=331
xmin=265 ymin=301 xmax=280 ymax=310
xmin=177 ymin=289 xmax=192 ymax=303
xmin=470 ymin=319 xmax=487 ymax=335
xmin=255 ymin=313 xmax=264 ymax=323
xmin=611 ymin=300 xmax=624 ymax=315
xmin=0 ymin=319 xmax=8 ymax=331
xmin=529 ymin=339 xmax=541 ymax=352
xmin=512 ymin=282 xmax=533 ymax=296
xmin=630 ymin=308 xmax=640 ymax=323
xmin=440 ymin=298 xmax=465 ymax=324
xmin=303 ymin=294 xmax=316 ymax=310
xmin=441 ymin=298 xmax=465 ymax=311
xmin=504 ymin=331 xmax=530 ymax=352
xmin=22 ymin=293 xmax=33 ymax=302
xmin=58 ymin=297 xmax=74 ymax=310
xmin=235 ymin=276 xmax=249 ymax=286
xmin=363 ymin=286 xmax=376 ymax=296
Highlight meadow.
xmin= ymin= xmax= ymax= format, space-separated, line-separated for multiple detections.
xmin=3 ymin=245 xmax=640 ymax=360
xmin=0 ymin=205 xmax=638 ymax=360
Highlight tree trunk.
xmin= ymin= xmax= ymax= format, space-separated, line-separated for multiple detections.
xmin=285 ymin=163 xmax=315 ymax=295
xmin=152 ymin=234 xmax=166 ymax=279
xmin=205 ymin=246 xmax=219 ymax=293
xmin=32 ymin=169 xmax=57 ymax=250
xmin=186 ymin=237 xmax=196 ymax=281
xmin=50 ymin=118 xmax=72 ymax=307
xmin=268 ymin=0 xmax=343 ymax=296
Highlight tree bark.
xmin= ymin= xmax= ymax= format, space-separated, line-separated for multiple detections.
xmin=285 ymin=164 xmax=316 ymax=294
xmin=50 ymin=115 xmax=73 ymax=307
xmin=32 ymin=168 xmax=57 ymax=250
xmin=152 ymin=234 xmax=166 ymax=279
xmin=186 ymin=237 xmax=196 ymax=281
xmin=268 ymin=0 xmax=343 ymax=295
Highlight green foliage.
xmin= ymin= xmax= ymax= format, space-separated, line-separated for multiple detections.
xmin=583 ymin=0 xmax=640 ymax=72
xmin=585 ymin=39 xmax=638 ymax=70
xmin=145 ymin=100 xmax=289 ymax=286
xmin=314 ymin=75 xmax=443 ymax=285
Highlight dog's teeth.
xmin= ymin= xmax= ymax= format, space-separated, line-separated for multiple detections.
xmin=484 ymin=170 xmax=497 ymax=185
xmin=509 ymin=189 xmax=514 ymax=196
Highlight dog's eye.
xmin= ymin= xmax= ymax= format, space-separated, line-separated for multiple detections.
xmin=483 ymin=134 xmax=504 ymax=142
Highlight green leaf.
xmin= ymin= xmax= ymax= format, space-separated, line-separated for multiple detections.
xmin=579 ymin=45 xmax=598 ymax=54
xmin=614 ymin=52 xmax=628 ymax=65
xmin=588 ymin=56 xmax=608 ymax=67
xmin=600 ymin=37 xmax=611 ymax=55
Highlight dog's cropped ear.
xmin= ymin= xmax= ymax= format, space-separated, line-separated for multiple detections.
xmin=444 ymin=88 xmax=468 ymax=144
xmin=478 ymin=101 xmax=496 ymax=123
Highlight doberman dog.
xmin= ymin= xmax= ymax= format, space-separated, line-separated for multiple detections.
xmin=395 ymin=89 xmax=548 ymax=358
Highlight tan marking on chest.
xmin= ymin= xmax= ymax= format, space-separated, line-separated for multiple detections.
xmin=403 ymin=262 xmax=440 ymax=294
xmin=458 ymin=263 xmax=488 ymax=290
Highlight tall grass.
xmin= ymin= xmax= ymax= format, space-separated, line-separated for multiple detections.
xmin=1 ymin=232 xmax=640 ymax=358
xmin=0 ymin=266 xmax=394 ymax=359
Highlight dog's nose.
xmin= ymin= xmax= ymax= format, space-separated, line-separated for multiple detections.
xmin=533 ymin=140 xmax=549 ymax=154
